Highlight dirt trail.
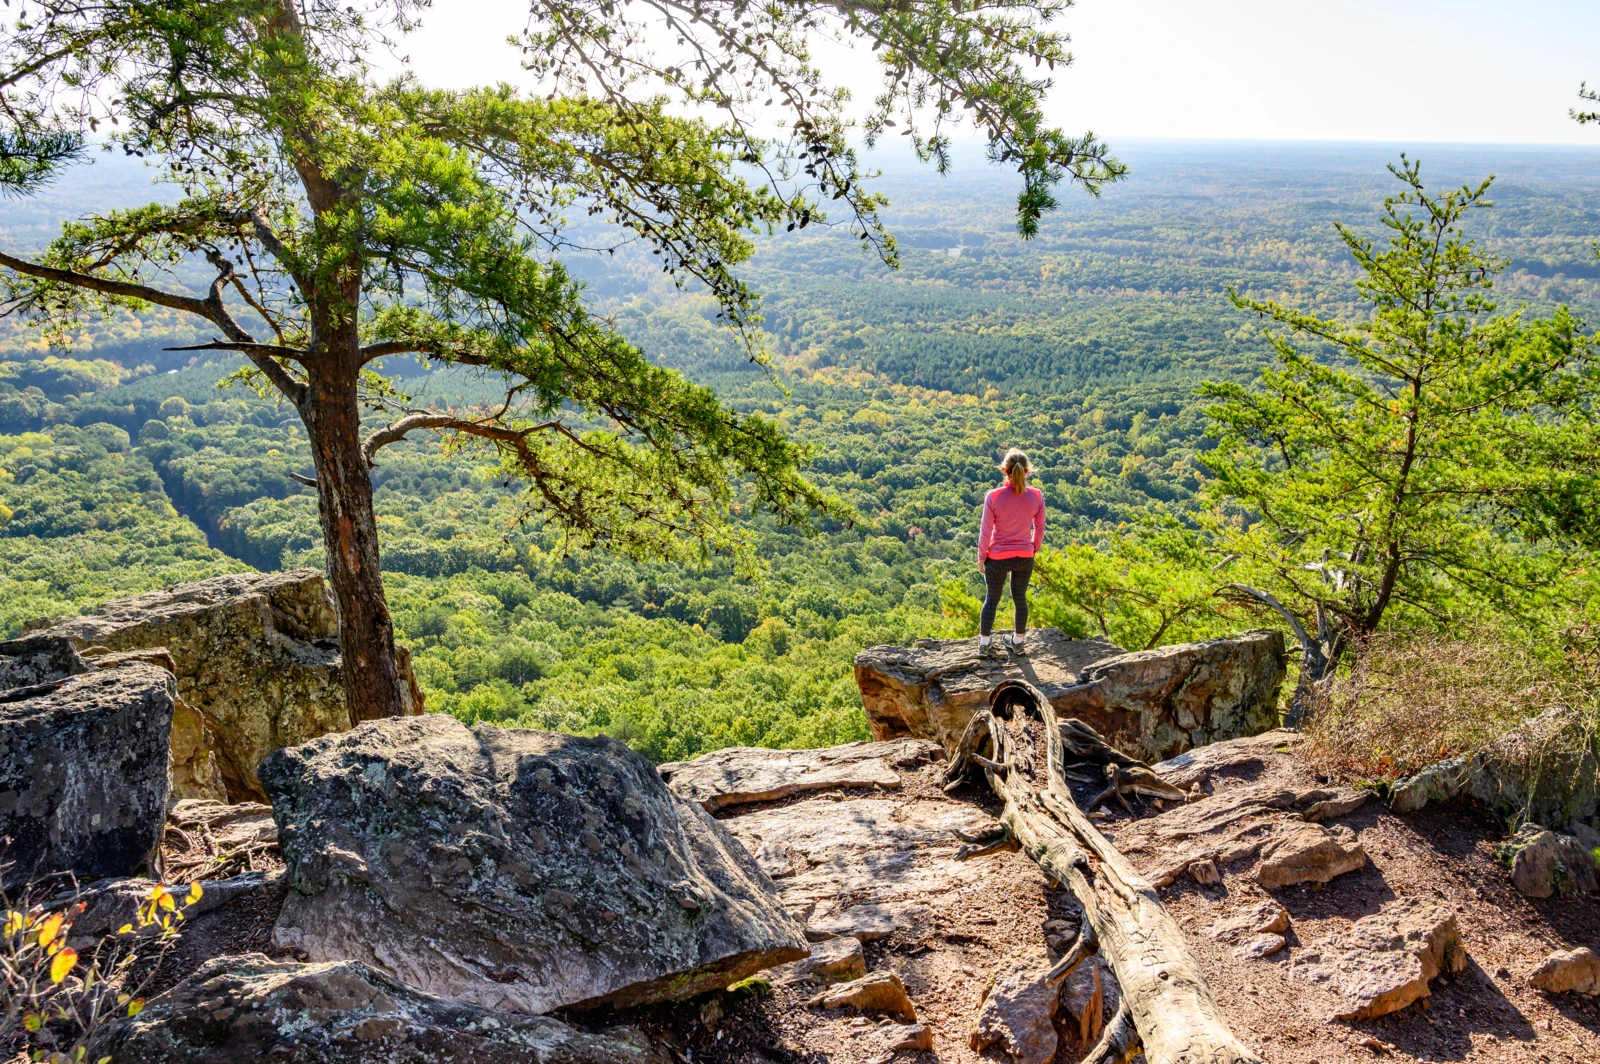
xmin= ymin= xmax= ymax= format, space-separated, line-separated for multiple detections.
xmin=619 ymin=752 xmax=1599 ymax=1064
xmin=152 ymin=740 xmax=1598 ymax=1063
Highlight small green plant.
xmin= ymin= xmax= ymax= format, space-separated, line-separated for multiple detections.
xmin=726 ymin=975 xmax=771 ymax=997
xmin=1 ymin=876 xmax=201 ymax=1062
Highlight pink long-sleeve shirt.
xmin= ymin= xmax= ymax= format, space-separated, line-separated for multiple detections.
xmin=978 ymin=485 xmax=1045 ymax=562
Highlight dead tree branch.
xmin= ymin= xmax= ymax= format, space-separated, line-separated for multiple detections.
xmin=944 ymin=679 xmax=1263 ymax=1064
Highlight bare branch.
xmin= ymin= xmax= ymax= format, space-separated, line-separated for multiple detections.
xmin=164 ymin=340 xmax=308 ymax=360
xmin=358 ymin=341 xmax=422 ymax=363
xmin=0 ymin=248 xmax=219 ymax=321
xmin=361 ymin=412 xmax=461 ymax=465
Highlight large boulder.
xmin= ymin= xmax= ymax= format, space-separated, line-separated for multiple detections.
xmin=1389 ymin=706 xmax=1600 ymax=827
xmin=1289 ymin=898 xmax=1466 ymax=1020
xmin=0 ymin=664 xmax=174 ymax=887
xmin=855 ymin=630 xmax=1119 ymax=753
xmin=260 ymin=715 xmax=807 ymax=1015
xmin=855 ymin=628 xmax=1287 ymax=762
xmin=32 ymin=570 xmax=421 ymax=803
xmin=101 ymin=953 xmax=668 ymax=1064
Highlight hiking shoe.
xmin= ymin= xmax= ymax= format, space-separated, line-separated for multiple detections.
xmin=1005 ymin=635 xmax=1028 ymax=657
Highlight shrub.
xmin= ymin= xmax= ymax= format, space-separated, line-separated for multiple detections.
xmin=1 ymin=875 xmax=201 ymax=1063
xmin=1304 ymin=628 xmax=1599 ymax=782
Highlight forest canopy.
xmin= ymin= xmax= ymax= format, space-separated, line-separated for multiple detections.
xmin=2 ymin=138 xmax=1598 ymax=765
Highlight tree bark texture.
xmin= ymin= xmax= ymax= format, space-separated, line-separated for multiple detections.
xmin=302 ymin=361 xmax=408 ymax=725
xmin=945 ymin=679 xmax=1263 ymax=1064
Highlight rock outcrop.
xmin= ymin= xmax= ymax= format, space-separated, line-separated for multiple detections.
xmin=261 ymin=715 xmax=807 ymax=1016
xmin=0 ymin=664 xmax=174 ymax=887
xmin=0 ymin=633 xmax=90 ymax=690
xmin=1502 ymin=824 xmax=1600 ymax=898
xmin=33 ymin=570 xmax=421 ymax=803
xmin=855 ymin=628 xmax=1286 ymax=762
xmin=1112 ymin=731 xmax=1369 ymax=889
xmin=1289 ymin=898 xmax=1466 ymax=1020
xmin=101 ymin=953 xmax=668 ymax=1064
xmin=658 ymin=738 xmax=942 ymax=812
xmin=1530 ymin=947 xmax=1600 ymax=996
xmin=89 ymin=646 xmax=229 ymax=803
xmin=1389 ymin=705 xmax=1600 ymax=826
xmin=856 ymin=630 xmax=1119 ymax=751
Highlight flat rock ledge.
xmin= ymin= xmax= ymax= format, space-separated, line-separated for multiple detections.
xmin=657 ymin=738 xmax=943 ymax=812
xmin=1112 ymin=731 xmax=1370 ymax=890
xmin=100 ymin=953 xmax=667 ymax=1064
xmin=661 ymin=742 xmax=994 ymax=943
xmin=724 ymin=795 xmax=999 ymax=943
xmin=855 ymin=627 xmax=1286 ymax=762
xmin=261 ymin=715 xmax=807 ymax=1016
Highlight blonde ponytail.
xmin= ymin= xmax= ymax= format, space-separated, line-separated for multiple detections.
xmin=1000 ymin=448 xmax=1031 ymax=495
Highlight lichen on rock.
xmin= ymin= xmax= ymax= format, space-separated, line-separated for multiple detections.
xmin=0 ymin=664 xmax=175 ymax=887
xmin=34 ymin=570 xmax=421 ymax=802
xmin=261 ymin=714 xmax=807 ymax=1015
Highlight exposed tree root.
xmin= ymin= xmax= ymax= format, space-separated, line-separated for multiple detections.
xmin=1061 ymin=718 xmax=1189 ymax=807
xmin=944 ymin=679 xmax=1264 ymax=1064
xmin=1083 ymin=998 xmax=1141 ymax=1064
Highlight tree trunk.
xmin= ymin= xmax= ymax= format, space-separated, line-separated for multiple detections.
xmin=302 ymin=362 xmax=408 ymax=724
xmin=1224 ymin=585 xmax=1342 ymax=727
xmin=947 ymin=680 xmax=1263 ymax=1064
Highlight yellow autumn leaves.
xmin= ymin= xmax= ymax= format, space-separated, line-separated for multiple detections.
xmin=5 ymin=878 xmax=204 ymax=1059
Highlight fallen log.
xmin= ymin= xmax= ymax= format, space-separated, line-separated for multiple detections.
xmin=945 ymin=679 xmax=1263 ymax=1064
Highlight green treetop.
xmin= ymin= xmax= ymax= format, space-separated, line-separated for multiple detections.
xmin=1201 ymin=158 xmax=1600 ymax=718
xmin=0 ymin=0 xmax=1123 ymax=721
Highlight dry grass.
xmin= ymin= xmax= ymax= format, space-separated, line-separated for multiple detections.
xmin=1304 ymin=626 xmax=1600 ymax=783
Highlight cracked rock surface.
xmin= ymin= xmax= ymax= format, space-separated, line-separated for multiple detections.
xmin=101 ymin=952 xmax=667 ymax=1063
xmin=35 ymin=570 xmax=421 ymax=802
xmin=261 ymin=714 xmax=806 ymax=1015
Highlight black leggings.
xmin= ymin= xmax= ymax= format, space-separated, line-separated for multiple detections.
xmin=980 ymin=556 xmax=1034 ymax=637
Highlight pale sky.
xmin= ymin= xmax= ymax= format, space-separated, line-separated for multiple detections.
xmin=385 ymin=0 xmax=1600 ymax=145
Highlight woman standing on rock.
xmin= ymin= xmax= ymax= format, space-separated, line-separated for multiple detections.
xmin=977 ymin=448 xmax=1045 ymax=658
